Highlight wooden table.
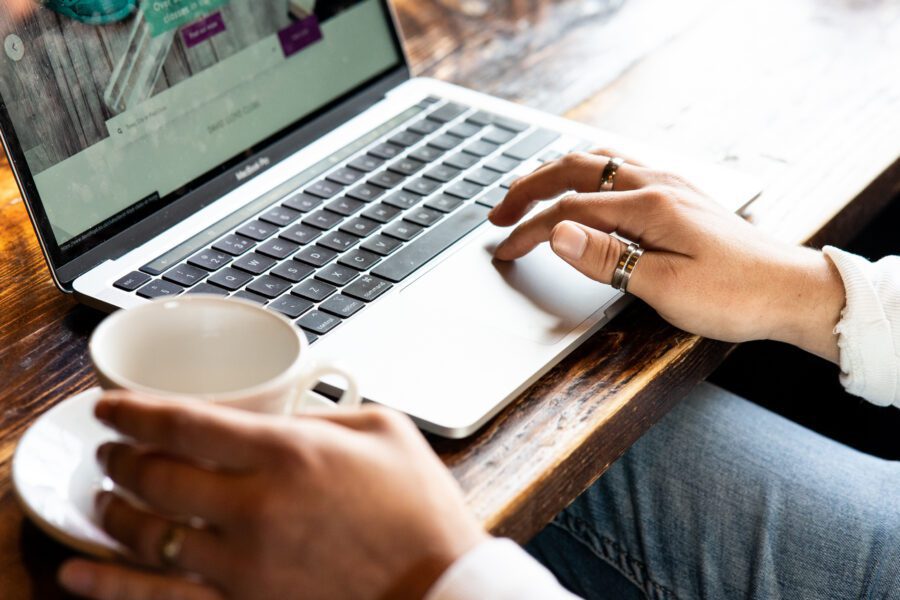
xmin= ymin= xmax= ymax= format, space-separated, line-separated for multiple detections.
xmin=2 ymin=0 xmax=899 ymax=596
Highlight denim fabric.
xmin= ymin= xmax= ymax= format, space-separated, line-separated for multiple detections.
xmin=527 ymin=382 xmax=900 ymax=599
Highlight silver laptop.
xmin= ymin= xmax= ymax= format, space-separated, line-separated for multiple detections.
xmin=0 ymin=1 xmax=759 ymax=437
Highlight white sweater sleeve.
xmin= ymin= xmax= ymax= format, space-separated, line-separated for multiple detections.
xmin=425 ymin=538 xmax=580 ymax=600
xmin=823 ymin=247 xmax=900 ymax=407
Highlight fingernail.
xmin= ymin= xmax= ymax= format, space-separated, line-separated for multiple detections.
xmin=493 ymin=239 xmax=509 ymax=258
xmin=551 ymin=223 xmax=588 ymax=260
xmin=96 ymin=443 xmax=113 ymax=471
xmin=59 ymin=562 xmax=96 ymax=595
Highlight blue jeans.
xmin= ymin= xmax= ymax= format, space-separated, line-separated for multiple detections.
xmin=527 ymin=382 xmax=900 ymax=599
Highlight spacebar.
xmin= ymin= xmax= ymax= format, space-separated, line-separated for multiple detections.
xmin=372 ymin=204 xmax=490 ymax=283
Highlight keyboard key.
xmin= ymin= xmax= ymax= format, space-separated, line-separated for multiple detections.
xmin=425 ymin=194 xmax=464 ymax=213
xmin=340 ymin=217 xmax=380 ymax=238
xmin=248 ymin=275 xmax=292 ymax=299
xmin=501 ymin=175 xmax=518 ymax=189
xmin=271 ymin=261 xmax=315 ymax=283
xmin=208 ymin=267 xmax=253 ymax=291
xmin=303 ymin=331 xmax=319 ymax=344
xmin=382 ymin=221 xmax=423 ymax=242
xmin=213 ymin=234 xmax=255 ymax=256
xmin=448 ymin=122 xmax=482 ymax=139
xmin=388 ymin=131 xmax=423 ymax=147
xmin=232 ymin=290 xmax=269 ymax=305
xmin=325 ymin=197 xmax=365 ymax=216
xmin=318 ymin=231 xmax=359 ymax=253
xmin=463 ymin=140 xmax=499 ymax=157
xmin=236 ymin=220 xmax=278 ymax=242
xmin=327 ymin=167 xmax=365 ymax=186
xmin=484 ymin=156 xmax=521 ymax=174
xmin=280 ymin=224 xmax=321 ymax=246
xmin=186 ymin=282 xmax=229 ymax=297
xmin=114 ymin=271 xmax=151 ymax=292
xmin=297 ymin=310 xmax=341 ymax=335
xmin=268 ymin=295 xmax=314 ymax=319
xmin=424 ymin=164 xmax=461 ymax=183
xmin=494 ymin=116 xmax=529 ymax=132
xmin=427 ymin=102 xmax=468 ymax=123
xmin=316 ymin=264 xmax=360 ymax=287
xmin=306 ymin=179 xmax=343 ymax=199
xmin=539 ymin=150 xmax=563 ymax=163
xmin=482 ymin=126 xmax=517 ymax=145
xmin=466 ymin=110 xmax=495 ymax=127
xmin=369 ymin=142 xmax=403 ymax=160
xmin=465 ymin=167 xmax=502 ymax=187
xmin=409 ymin=145 xmax=445 ymax=163
xmin=292 ymin=278 xmax=337 ymax=302
xmin=320 ymin=295 xmax=365 ymax=318
xmin=349 ymin=154 xmax=384 ymax=173
xmin=163 ymin=264 xmax=207 ymax=287
xmin=444 ymin=152 xmax=480 ymax=170
xmin=346 ymin=184 xmax=385 ymax=203
xmin=294 ymin=246 xmax=338 ymax=267
xmin=136 ymin=279 xmax=183 ymax=299
xmin=344 ymin=275 xmax=393 ymax=302
xmin=233 ymin=252 xmax=276 ymax=275
xmin=445 ymin=180 xmax=484 ymax=199
xmin=405 ymin=208 xmax=443 ymax=227
xmin=428 ymin=133 xmax=464 ymax=151
xmin=363 ymin=203 xmax=401 ymax=224
xmin=283 ymin=193 xmax=323 ymax=213
xmin=188 ymin=250 xmax=231 ymax=271
xmin=404 ymin=178 xmax=442 ymax=196
xmin=339 ymin=249 xmax=382 ymax=271
xmin=503 ymin=129 xmax=560 ymax=160
xmin=388 ymin=158 xmax=426 ymax=177
xmin=303 ymin=210 xmax=343 ymax=230
xmin=408 ymin=119 xmax=442 ymax=135
xmin=369 ymin=170 xmax=405 ymax=189
xmin=384 ymin=191 xmax=421 ymax=210
xmin=361 ymin=234 xmax=402 ymax=256
xmin=475 ymin=187 xmax=508 ymax=209
xmin=372 ymin=204 xmax=490 ymax=283
xmin=257 ymin=238 xmax=300 ymax=260
xmin=260 ymin=206 xmax=302 ymax=227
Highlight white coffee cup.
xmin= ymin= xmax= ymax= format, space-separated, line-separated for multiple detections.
xmin=89 ymin=296 xmax=360 ymax=413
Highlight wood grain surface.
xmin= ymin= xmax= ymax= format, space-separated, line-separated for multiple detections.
xmin=1 ymin=0 xmax=899 ymax=597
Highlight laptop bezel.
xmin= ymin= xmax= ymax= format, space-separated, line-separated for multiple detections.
xmin=0 ymin=0 xmax=410 ymax=292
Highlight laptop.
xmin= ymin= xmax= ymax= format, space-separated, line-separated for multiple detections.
xmin=0 ymin=1 xmax=759 ymax=437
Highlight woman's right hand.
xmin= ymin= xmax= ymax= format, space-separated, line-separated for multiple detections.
xmin=490 ymin=150 xmax=846 ymax=361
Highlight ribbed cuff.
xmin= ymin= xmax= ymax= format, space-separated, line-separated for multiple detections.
xmin=425 ymin=538 xmax=578 ymax=600
xmin=823 ymin=247 xmax=898 ymax=407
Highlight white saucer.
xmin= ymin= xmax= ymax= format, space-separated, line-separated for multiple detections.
xmin=13 ymin=387 xmax=336 ymax=558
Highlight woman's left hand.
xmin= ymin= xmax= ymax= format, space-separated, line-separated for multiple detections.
xmin=58 ymin=392 xmax=486 ymax=600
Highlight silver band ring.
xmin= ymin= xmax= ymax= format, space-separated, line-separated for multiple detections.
xmin=611 ymin=242 xmax=644 ymax=293
xmin=598 ymin=157 xmax=626 ymax=192
xmin=159 ymin=525 xmax=187 ymax=568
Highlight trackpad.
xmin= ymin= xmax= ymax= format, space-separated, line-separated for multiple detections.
xmin=399 ymin=226 xmax=618 ymax=345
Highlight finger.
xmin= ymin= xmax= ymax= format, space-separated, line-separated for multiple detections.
xmin=490 ymin=152 xmax=649 ymax=227
xmin=548 ymin=222 xmax=660 ymax=295
xmin=97 ymin=492 xmax=226 ymax=579
xmin=587 ymin=147 xmax=647 ymax=167
xmin=96 ymin=392 xmax=281 ymax=470
xmin=494 ymin=191 xmax=648 ymax=261
xmin=98 ymin=442 xmax=245 ymax=525
xmin=59 ymin=559 xmax=223 ymax=600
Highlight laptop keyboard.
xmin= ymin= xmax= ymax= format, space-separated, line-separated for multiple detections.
xmin=113 ymin=97 xmax=561 ymax=344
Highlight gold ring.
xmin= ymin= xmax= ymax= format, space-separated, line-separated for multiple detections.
xmin=159 ymin=525 xmax=187 ymax=568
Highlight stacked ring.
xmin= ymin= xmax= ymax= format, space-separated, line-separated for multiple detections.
xmin=159 ymin=525 xmax=187 ymax=568
xmin=611 ymin=242 xmax=644 ymax=293
xmin=598 ymin=157 xmax=626 ymax=192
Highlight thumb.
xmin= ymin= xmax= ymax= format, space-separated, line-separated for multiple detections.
xmin=549 ymin=221 xmax=630 ymax=286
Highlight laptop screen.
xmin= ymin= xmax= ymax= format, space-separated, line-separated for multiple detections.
xmin=0 ymin=0 xmax=402 ymax=264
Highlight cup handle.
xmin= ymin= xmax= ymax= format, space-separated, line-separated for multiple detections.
xmin=292 ymin=362 xmax=361 ymax=414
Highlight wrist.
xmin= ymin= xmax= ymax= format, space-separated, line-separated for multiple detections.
xmin=767 ymin=247 xmax=845 ymax=362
